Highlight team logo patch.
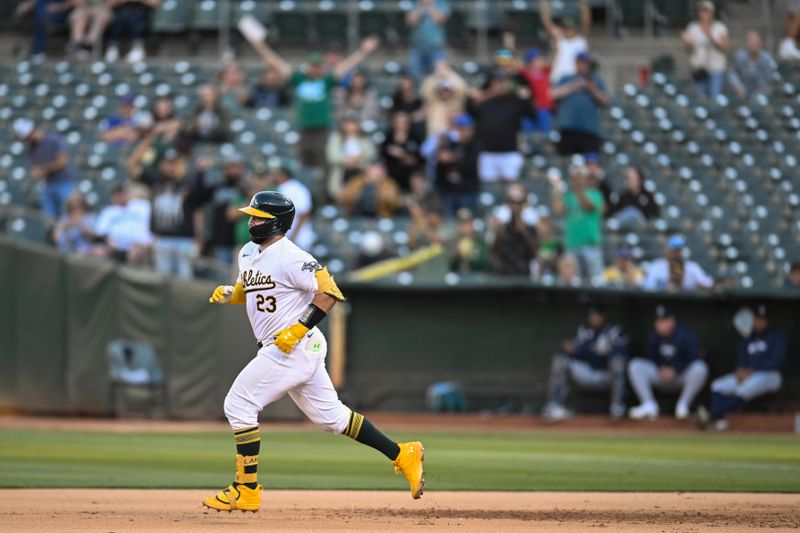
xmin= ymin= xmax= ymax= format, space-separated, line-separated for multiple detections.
xmin=312 ymin=343 xmax=321 ymax=352
xmin=302 ymin=261 xmax=323 ymax=272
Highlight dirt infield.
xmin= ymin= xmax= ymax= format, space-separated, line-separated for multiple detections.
xmin=0 ymin=490 xmax=798 ymax=532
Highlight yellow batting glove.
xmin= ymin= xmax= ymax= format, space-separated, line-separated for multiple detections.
xmin=273 ymin=323 xmax=309 ymax=354
xmin=209 ymin=285 xmax=234 ymax=304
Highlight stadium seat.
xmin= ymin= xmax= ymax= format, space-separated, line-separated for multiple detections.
xmin=315 ymin=9 xmax=349 ymax=43
xmin=4 ymin=213 xmax=49 ymax=244
xmin=272 ymin=7 xmax=311 ymax=44
xmin=235 ymin=0 xmax=271 ymax=24
xmin=191 ymin=0 xmax=222 ymax=31
xmin=359 ymin=11 xmax=405 ymax=43
xmin=152 ymin=0 xmax=192 ymax=33
xmin=106 ymin=339 xmax=167 ymax=418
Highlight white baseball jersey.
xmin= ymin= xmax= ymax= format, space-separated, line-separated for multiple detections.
xmin=236 ymin=237 xmax=320 ymax=344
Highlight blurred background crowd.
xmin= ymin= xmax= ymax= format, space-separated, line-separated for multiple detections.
xmin=3 ymin=0 xmax=800 ymax=292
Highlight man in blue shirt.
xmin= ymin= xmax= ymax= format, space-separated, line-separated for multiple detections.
xmin=407 ymin=0 xmax=451 ymax=79
xmin=542 ymin=305 xmax=628 ymax=421
xmin=100 ymin=95 xmax=140 ymax=147
xmin=14 ymin=118 xmax=75 ymax=219
xmin=628 ymin=305 xmax=709 ymax=420
xmin=703 ymin=304 xmax=785 ymax=430
xmin=551 ymin=51 xmax=610 ymax=156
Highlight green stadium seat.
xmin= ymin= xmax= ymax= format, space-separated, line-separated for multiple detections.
xmin=191 ymin=0 xmax=222 ymax=31
xmin=359 ymin=11 xmax=405 ymax=43
xmin=272 ymin=8 xmax=311 ymax=44
xmin=4 ymin=213 xmax=49 ymax=244
xmin=445 ymin=10 xmax=468 ymax=45
xmin=234 ymin=0 xmax=271 ymax=25
xmin=152 ymin=0 xmax=192 ymax=33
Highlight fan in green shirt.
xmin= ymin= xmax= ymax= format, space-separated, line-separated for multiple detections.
xmin=552 ymin=167 xmax=603 ymax=249
xmin=563 ymin=186 xmax=603 ymax=249
xmin=245 ymin=34 xmax=381 ymax=131
xmin=550 ymin=164 xmax=605 ymax=281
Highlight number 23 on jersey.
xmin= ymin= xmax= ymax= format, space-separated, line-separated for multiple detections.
xmin=255 ymin=294 xmax=276 ymax=313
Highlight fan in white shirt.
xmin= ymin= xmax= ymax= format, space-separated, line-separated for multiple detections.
xmin=643 ymin=235 xmax=714 ymax=292
xmin=540 ymin=0 xmax=592 ymax=83
xmin=268 ymin=163 xmax=315 ymax=250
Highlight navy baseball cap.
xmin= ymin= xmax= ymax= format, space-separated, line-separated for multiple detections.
xmin=576 ymin=51 xmax=592 ymax=63
xmin=754 ymin=303 xmax=769 ymax=318
xmin=453 ymin=113 xmax=474 ymax=128
xmin=584 ymin=152 xmax=600 ymax=164
xmin=616 ymin=245 xmax=633 ymax=259
xmin=655 ymin=304 xmax=675 ymax=319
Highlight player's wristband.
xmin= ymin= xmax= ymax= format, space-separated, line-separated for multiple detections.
xmin=298 ymin=304 xmax=327 ymax=329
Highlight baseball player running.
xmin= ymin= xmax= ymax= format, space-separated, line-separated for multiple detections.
xmin=202 ymin=191 xmax=424 ymax=512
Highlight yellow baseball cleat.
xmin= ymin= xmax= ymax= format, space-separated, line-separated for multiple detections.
xmin=202 ymin=484 xmax=262 ymax=512
xmin=392 ymin=441 xmax=425 ymax=499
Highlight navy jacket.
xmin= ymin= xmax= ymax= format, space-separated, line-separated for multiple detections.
xmin=572 ymin=324 xmax=628 ymax=370
xmin=646 ymin=323 xmax=700 ymax=373
xmin=737 ymin=328 xmax=786 ymax=371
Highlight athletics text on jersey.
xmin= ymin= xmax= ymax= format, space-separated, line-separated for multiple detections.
xmin=236 ymin=238 xmax=319 ymax=344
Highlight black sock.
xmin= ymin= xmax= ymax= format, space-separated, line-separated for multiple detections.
xmin=233 ymin=426 xmax=260 ymax=489
xmin=343 ymin=411 xmax=401 ymax=461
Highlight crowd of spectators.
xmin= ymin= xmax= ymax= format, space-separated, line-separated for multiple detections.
xmin=680 ymin=0 xmax=795 ymax=102
xmin=9 ymin=0 xmax=800 ymax=289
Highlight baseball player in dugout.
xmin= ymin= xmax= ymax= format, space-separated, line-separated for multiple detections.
xmin=627 ymin=305 xmax=709 ymax=421
xmin=700 ymin=303 xmax=786 ymax=431
xmin=203 ymin=191 xmax=424 ymax=512
xmin=541 ymin=305 xmax=629 ymax=422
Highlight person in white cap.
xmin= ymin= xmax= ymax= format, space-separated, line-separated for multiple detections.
xmin=681 ymin=1 xmax=730 ymax=99
xmin=14 ymin=118 xmax=75 ymax=219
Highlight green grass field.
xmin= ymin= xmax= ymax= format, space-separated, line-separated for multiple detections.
xmin=1 ymin=427 xmax=799 ymax=492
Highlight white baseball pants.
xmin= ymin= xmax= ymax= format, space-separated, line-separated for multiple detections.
xmin=627 ymin=358 xmax=709 ymax=408
xmin=711 ymin=371 xmax=782 ymax=400
xmin=223 ymin=328 xmax=351 ymax=432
